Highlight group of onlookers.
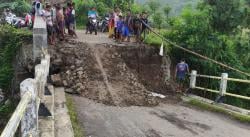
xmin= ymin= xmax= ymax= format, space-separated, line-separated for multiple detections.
xmin=108 ymin=7 xmax=149 ymax=43
xmin=32 ymin=0 xmax=77 ymax=45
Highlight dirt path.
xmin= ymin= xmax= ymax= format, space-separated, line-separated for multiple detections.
xmin=75 ymin=30 xmax=114 ymax=44
xmin=91 ymin=45 xmax=122 ymax=105
xmin=62 ymin=30 xmax=250 ymax=137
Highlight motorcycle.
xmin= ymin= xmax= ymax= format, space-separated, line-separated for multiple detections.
xmin=99 ymin=16 xmax=109 ymax=33
xmin=5 ymin=13 xmax=17 ymax=25
xmin=86 ymin=17 xmax=98 ymax=35
xmin=14 ymin=18 xmax=26 ymax=28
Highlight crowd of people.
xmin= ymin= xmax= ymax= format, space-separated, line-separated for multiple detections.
xmin=107 ymin=7 xmax=149 ymax=43
xmin=85 ymin=6 xmax=149 ymax=44
xmin=32 ymin=0 xmax=77 ymax=45
xmin=3 ymin=0 xmax=150 ymax=45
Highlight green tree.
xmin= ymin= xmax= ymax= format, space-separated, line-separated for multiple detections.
xmin=163 ymin=4 xmax=171 ymax=19
xmin=153 ymin=12 xmax=164 ymax=30
xmin=202 ymin=0 xmax=245 ymax=33
xmin=147 ymin=0 xmax=160 ymax=14
xmin=0 ymin=0 xmax=31 ymax=16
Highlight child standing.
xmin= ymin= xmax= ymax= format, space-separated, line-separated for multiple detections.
xmin=116 ymin=15 xmax=123 ymax=43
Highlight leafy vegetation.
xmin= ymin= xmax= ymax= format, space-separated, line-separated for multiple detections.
xmin=0 ymin=25 xmax=32 ymax=130
xmin=74 ymin=0 xmax=139 ymax=24
xmin=0 ymin=25 xmax=32 ymax=90
xmin=0 ymin=0 xmax=31 ymax=16
xmin=136 ymin=0 xmax=199 ymax=16
xmin=66 ymin=94 xmax=84 ymax=137
xmin=188 ymin=99 xmax=250 ymax=123
xmin=138 ymin=0 xmax=250 ymax=109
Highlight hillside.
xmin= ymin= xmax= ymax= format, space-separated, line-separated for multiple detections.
xmin=136 ymin=0 xmax=200 ymax=16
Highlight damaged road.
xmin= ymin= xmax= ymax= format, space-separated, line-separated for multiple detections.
xmin=50 ymin=31 xmax=250 ymax=137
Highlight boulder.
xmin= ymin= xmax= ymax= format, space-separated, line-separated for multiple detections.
xmin=63 ymin=80 xmax=68 ymax=87
xmin=65 ymin=88 xmax=77 ymax=94
xmin=77 ymin=67 xmax=84 ymax=71
xmin=53 ymin=58 xmax=63 ymax=66
xmin=76 ymin=83 xmax=83 ymax=88
xmin=75 ymin=59 xmax=82 ymax=67
xmin=66 ymin=70 xmax=71 ymax=75
xmin=77 ymin=71 xmax=84 ymax=76
xmin=70 ymin=65 xmax=75 ymax=70
xmin=51 ymin=74 xmax=62 ymax=86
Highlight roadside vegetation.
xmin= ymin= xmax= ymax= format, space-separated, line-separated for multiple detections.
xmin=188 ymin=99 xmax=250 ymax=123
xmin=133 ymin=0 xmax=250 ymax=109
xmin=0 ymin=25 xmax=31 ymax=131
xmin=66 ymin=94 xmax=84 ymax=137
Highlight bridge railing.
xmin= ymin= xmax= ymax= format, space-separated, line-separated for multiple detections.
xmin=0 ymin=53 xmax=50 ymax=137
xmin=189 ymin=70 xmax=250 ymax=101
xmin=1 ymin=14 xmax=49 ymax=137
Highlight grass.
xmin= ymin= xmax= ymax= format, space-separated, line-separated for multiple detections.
xmin=65 ymin=94 xmax=84 ymax=137
xmin=76 ymin=24 xmax=86 ymax=30
xmin=188 ymin=99 xmax=250 ymax=123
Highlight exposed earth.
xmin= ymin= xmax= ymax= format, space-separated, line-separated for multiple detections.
xmin=49 ymin=30 xmax=250 ymax=137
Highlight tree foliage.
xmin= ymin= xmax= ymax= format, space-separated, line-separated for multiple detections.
xmin=202 ymin=0 xmax=246 ymax=33
xmin=147 ymin=0 xmax=160 ymax=14
xmin=0 ymin=25 xmax=32 ymax=91
xmin=152 ymin=12 xmax=163 ymax=30
xmin=0 ymin=0 xmax=31 ymax=16
xmin=164 ymin=0 xmax=250 ymax=109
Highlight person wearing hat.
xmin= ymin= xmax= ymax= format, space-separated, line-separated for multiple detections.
xmin=35 ymin=0 xmax=45 ymax=16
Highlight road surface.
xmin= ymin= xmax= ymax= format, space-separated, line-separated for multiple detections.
xmin=70 ymin=30 xmax=250 ymax=137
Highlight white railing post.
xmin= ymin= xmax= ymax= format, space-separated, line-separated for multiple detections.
xmin=190 ymin=70 xmax=197 ymax=88
xmin=20 ymin=78 xmax=38 ymax=137
xmin=35 ymin=65 xmax=43 ymax=97
xmin=219 ymin=73 xmax=228 ymax=96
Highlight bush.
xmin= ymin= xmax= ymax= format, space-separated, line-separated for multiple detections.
xmin=0 ymin=25 xmax=32 ymax=92
xmin=0 ymin=0 xmax=31 ymax=16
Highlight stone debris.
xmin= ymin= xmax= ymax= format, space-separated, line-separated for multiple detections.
xmin=51 ymin=74 xmax=62 ymax=86
xmin=49 ymin=41 xmax=173 ymax=106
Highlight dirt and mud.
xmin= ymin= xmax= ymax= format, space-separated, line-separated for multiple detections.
xmin=49 ymin=31 xmax=250 ymax=137
xmin=49 ymin=39 xmax=176 ymax=107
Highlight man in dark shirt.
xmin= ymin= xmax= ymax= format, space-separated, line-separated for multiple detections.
xmin=175 ymin=59 xmax=189 ymax=92
xmin=133 ymin=14 xmax=142 ymax=43
xmin=123 ymin=10 xmax=133 ymax=42
xmin=141 ymin=12 xmax=148 ymax=41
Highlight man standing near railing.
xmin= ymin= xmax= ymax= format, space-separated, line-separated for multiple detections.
xmin=175 ymin=59 xmax=189 ymax=92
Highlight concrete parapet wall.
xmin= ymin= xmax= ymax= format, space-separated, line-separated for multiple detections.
xmin=20 ymin=53 xmax=50 ymax=137
xmin=33 ymin=15 xmax=47 ymax=61
xmin=0 ymin=53 xmax=50 ymax=137
xmin=0 ymin=15 xmax=50 ymax=137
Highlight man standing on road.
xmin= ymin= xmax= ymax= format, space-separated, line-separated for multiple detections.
xmin=175 ymin=59 xmax=189 ymax=92
xmin=123 ymin=10 xmax=133 ymax=42
xmin=141 ymin=11 xmax=148 ymax=41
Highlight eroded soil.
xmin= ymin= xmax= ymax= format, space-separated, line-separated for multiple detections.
xmin=50 ymin=40 xmax=175 ymax=107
